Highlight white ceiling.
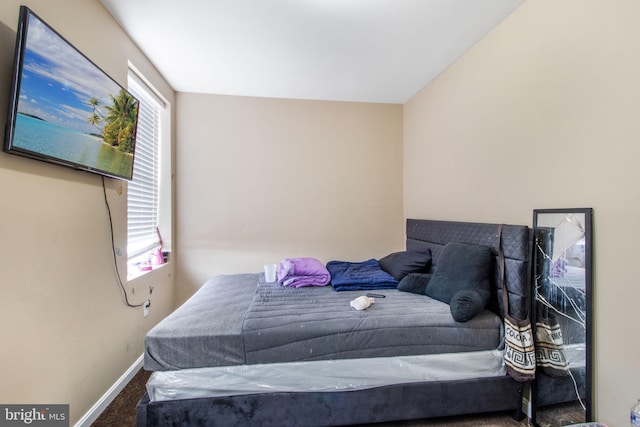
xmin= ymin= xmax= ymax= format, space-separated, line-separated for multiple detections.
xmin=99 ymin=0 xmax=525 ymax=104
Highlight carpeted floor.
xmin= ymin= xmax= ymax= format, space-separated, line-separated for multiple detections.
xmin=92 ymin=369 xmax=585 ymax=427
xmin=92 ymin=368 xmax=152 ymax=427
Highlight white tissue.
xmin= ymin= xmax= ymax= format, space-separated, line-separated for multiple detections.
xmin=350 ymin=296 xmax=375 ymax=311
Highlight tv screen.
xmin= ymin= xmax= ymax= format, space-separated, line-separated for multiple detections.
xmin=3 ymin=6 xmax=139 ymax=181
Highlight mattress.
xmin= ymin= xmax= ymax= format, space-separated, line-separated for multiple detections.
xmin=146 ymin=350 xmax=506 ymax=401
xmin=144 ymin=274 xmax=256 ymax=371
xmin=144 ymin=273 xmax=503 ymax=371
xmin=144 ymin=345 xmax=585 ymax=407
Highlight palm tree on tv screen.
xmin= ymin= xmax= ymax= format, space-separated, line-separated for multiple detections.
xmin=87 ymin=90 xmax=138 ymax=154
xmin=87 ymin=97 xmax=104 ymax=135
xmin=103 ymin=89 xmax=138 ymax=154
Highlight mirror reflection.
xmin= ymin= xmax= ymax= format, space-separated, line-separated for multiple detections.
xmin=532 ymin=209 xmax=593 ymax=423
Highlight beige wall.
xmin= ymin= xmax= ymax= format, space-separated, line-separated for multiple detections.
xmin=0 ymin=1 xmax=175 ymax=424
xmin=2 ymin=0 xmax=634 ymax=424
xmin=404 ymin=1 xmax=640 ymax=425
xmin=175 ymin=93 xmax=404 ymax=304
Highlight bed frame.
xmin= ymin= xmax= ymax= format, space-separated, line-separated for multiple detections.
xmin=136 ymin=218 xmax=532 ymax=426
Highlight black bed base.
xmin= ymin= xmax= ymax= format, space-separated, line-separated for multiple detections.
xmin=136 ymin=375 xmax=524 ymax=427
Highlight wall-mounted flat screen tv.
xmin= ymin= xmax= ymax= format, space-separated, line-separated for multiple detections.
xmin=3 ymin=6 xmax=139 ymax=181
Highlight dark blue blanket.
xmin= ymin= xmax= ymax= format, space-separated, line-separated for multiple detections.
xmin=327 ymin=259 xmax=398 ymax=291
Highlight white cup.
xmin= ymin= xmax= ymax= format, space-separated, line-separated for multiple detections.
xmin=264 ymin=264 xmax=278 ymax=282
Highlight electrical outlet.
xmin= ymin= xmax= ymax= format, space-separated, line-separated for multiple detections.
xmin=143 ymin=300 xmax=151 ymax=317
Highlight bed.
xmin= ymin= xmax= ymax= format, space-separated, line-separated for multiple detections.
xmin=136 ymin=218 xmax=532 ymax=426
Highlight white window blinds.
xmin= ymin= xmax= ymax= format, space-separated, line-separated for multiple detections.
xmin=127 ymin=73 xmax=163 ymax=258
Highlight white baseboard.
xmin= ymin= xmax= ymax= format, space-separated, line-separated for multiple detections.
xmin=74 ymin=354 xmax=144 ymax=427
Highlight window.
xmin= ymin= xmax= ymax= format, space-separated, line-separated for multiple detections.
xmin=126 ymin=70 xmax=167 ymax=276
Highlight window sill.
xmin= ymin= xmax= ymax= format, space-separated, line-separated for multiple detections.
xmin=127 ymin=262 xmax=168 ymax=281
xmin=128 ymin=250 xmax=170 ymax=281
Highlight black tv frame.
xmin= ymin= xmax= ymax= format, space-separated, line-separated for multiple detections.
xmin=3 ymin=6 xmax=140 ymax=181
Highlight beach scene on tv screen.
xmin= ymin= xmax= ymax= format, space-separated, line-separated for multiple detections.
xmin=12 ymin=12 xmax=138 ymax=178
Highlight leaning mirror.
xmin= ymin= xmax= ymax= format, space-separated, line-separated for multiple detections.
xmin=531 ymin=208 xmax=593 ymax=424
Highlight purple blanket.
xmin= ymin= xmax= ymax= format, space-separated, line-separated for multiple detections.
xmin=277 ymin=257 xmax=331 ymax=288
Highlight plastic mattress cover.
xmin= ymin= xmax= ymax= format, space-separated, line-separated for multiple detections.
xmin=147 ymin=344 xmax=588 ymax=402
xmin=147 ymin=350 xmax=506 ymax=402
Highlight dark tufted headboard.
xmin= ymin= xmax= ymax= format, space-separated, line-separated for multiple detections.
xmin=405 ymin=219 xmax=532 ymax=321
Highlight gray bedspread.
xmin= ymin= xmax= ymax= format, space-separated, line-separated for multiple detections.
xmin=144 ymin=274 xmax=257 ymax=371
xmin=144 ymin=273 xmax=503 ymax=371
